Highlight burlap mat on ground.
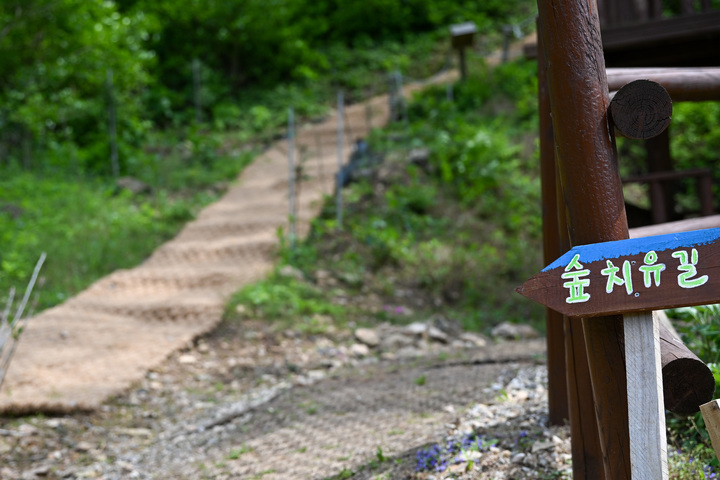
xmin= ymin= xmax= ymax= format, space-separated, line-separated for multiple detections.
xmin=0 ymin=93 xmax=398 ymax=414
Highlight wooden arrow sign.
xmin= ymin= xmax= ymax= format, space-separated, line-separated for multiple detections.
xmin=517 ymin=227 xmax=720 ymax=317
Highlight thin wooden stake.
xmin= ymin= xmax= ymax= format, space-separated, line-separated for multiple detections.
xmin=336 ymin=91 xmax=344 ymax=229
xmin=106 ymin=69 xmax=119 ymax=178
xmin=288 ymin=107 xmax=296 ymax=247
xmin=700 ymin=400 xmax=720 ymax=464
xmin=624 ymin=311 xmax=668 ymax=480
xmin=193 ymin=58 xmax=202 ymax=124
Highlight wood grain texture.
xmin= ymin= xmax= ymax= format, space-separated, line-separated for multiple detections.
xmin=518 ymin=228 xmax=720 ymax=317
xmin=609 ymin=80 xmax=672 ymax=139
xmin=700 ymin=400 xmax=720 ymax=464
xmin=624 ymin=311 xmax=668 ymax=480
xmin=537 ymin=17 xmax=569 ymax=427
xmin=537 ymin=0 xmax=655 ymax=476
xmin=607 ymin=67 xmax=720 ymax=102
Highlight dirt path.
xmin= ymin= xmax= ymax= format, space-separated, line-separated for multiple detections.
xmin=0 ymin=68 xmax=463 ymax=414
xmin=0 ymin=315 xmax=551 ymax=479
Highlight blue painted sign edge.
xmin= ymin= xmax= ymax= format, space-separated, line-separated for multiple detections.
xmin=542 ymin=227 xmax=720 ymax=272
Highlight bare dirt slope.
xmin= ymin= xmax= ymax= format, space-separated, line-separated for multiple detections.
xmin=0 ymin=70 xmax=461 ymax=414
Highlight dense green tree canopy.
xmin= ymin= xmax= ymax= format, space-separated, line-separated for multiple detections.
xmin=0 ymin=0 xmax=535 ymax=174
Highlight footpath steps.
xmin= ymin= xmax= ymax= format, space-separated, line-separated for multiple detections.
xmin=0 ymin=88 xmax=394 ymax=414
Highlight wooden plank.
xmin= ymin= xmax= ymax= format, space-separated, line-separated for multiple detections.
xmin=625 ymin=310 xmax=668 ymax=480
xmin=518 ymin=228 xmax=720 ymax=317
xmin=602 ymin=11 xmax=720 ymax=68
xmin=629 ymin=214 xmax=720 ymax=238
xmin=602 ymin=11 xmax=720 ymax=50
xmin=623 ymin=167 xmax=712 ymax=183
xmin=700 ymin=400 xmax=720 ymax=464
xmin=607 ymin=68 xmax=720 ymax=102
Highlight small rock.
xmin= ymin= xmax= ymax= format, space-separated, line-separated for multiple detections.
xmin=0 ymin=439 xmax=12 ymax=455
xmin=432 ymin=315 xmax=463 ymax=337
xmin=381 ymin=333 xmax=414 ymax=351
xmin=279 ymin=265 xmax=304 ymax=281
xmin=404 ymin=322 xmax=427 ymax=336
xmin=115 ymin=428 xmax=152 ymax=438
xmin=29 ymin=465 xmax=51 ymax=477
xmin=531 ymin=440 xmax=555 ymax=453
xmin=315 ymin=269 xmax=335 ymax=287
xmin=350 ymin=343 xmax=370 ymax=358
xmin=459 ymin=332 xmax=488 ymax=347
xmin=116 ymin=176 xmax=150 ymax=195
xmin=428 ymin=326 xmax=448 ymax=343
xmin=75 ymin=441 xmax=93 ymax=453
xmin=491 ymin=322 xmax=540 ymax=340
xmin=354 ymin=328 xmax=379 ymax=347
xmin=17 ymin=424 xmax=38 ymax=437
xmin=45 ymin=419 xmax=63 ymax=429
xmin=178 ymin=354 xmax=197 ymax=364
xmin=235 ymin=304 xmax=247 ymax=315
xmin=511 ymin=453 xmax=526 ymax=464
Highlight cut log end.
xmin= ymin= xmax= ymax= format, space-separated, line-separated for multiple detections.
xmin=663 ymin=357 xmax=715 ymax=415
xmin=609 ymin=79 xmax=672 ymax=140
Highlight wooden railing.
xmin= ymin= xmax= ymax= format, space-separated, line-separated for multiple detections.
xmin=598 ymin=0 xmax=718 ymax=28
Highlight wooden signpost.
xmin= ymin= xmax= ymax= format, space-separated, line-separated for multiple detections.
xmin=518 ymin=227 xmax=720 ymax=317
xmin=519 ymin=226 xmax=720 ymax=479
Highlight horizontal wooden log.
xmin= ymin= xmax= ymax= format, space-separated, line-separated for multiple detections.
xmin=629 ymin=214 xmax=720 ymax=238
xmin=660 ymin=321 xmax=715 ymax=414
xmin=632 ymin=220 xmax=717 ymax=414
xmin=602 ymin=11 xmax=720 ymax=50
xmin=609 ymin=79 xmax=672 ymax=139
xmin=622 ymin=167 xmax=711 ymax=184
xmin=607 ymin=67 xmax=720 ymax=101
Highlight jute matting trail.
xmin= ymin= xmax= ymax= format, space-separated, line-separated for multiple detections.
xmin=0 ymin=71 xmax=460 ymax=414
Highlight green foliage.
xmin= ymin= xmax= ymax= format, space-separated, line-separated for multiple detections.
xmin=228 ymin=272 xmax=348 ymax=333
xmin=671 ymin=102 xmax=720 ymax=212
xmin=0 ymin=0 xmax=155 ymax=175
xmin=673 ymin=305 xmax=720 ymax=366
xmin=253 ymin=59 xmax=545 ymax=334
xmin=0 ymin=173 xmax=187 ymax=309
xmin=0 ymin=139 xmax=253 ymax=311
xmin=0 ymin=0 xmax=537 ymax=179
xmin=666 ymin=305 xmax=720 ymax=476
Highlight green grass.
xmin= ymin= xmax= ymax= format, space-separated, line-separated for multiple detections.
xmin=0 ymin=144 xmax=254 ymax=311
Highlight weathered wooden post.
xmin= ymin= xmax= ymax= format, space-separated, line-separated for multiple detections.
xmin=336 ymin=91 xmax=344 ymax=229
xmin=537 ymin=16 xmax=607 ymax=479
xmin=288 ymin=107 xmax=296 ymax=247
xmin=533 ymin=0 xmax=666 ymax=477
xmin=193 ymin=58 xmax=202 ymax=124
xmin=537 ymin=19 xmax=569 ymax=427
